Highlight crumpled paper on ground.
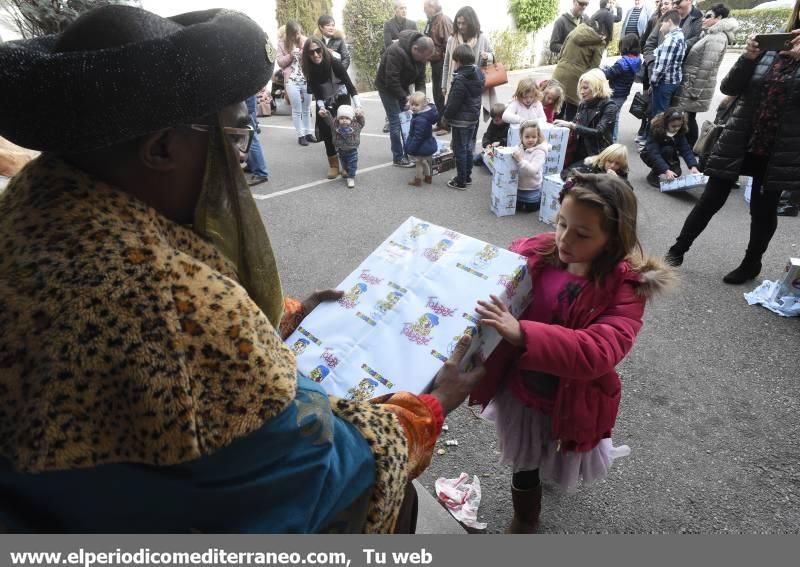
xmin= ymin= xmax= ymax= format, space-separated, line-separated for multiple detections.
xmin=744 ymin=280 xmax=800 ymax=317
xmin=435 ymin=472 xmax=487 ymax=530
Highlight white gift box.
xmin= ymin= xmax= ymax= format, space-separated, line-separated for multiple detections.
xmin=741 ymin=176 xmax=753 ymax=203
xmin=539 ymin=175 xmax=564 ymax=226
xmin=285 ymin=217 xmax=533 ymax=399
xmin=490 ymin=146 xmax=518 ymax=174
xmin=770 ymin=258 xmax=800 ymax=302
xmin=399 ymin=110 xmax=412 ymax=141
xmin=491 ymin=191 xmax=517 ymax=217
xmin=507 ymin=124 xmax=521 ymax=148
xmin=660 ymin=173 xmax=708 ymax=192
xmin=540 ymin=124 xmax=570 ymax=176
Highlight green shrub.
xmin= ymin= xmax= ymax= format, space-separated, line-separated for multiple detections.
xmin=606 ymin=22 xmax=622 ymax=57
xmin=276 ymin=0 xmax=333 ymax=40
xmin=490 ymin=29 xmax=530 ymax=70
xmin=698 ymin=0 xmax=762 ymax=10
xmin=508 ymin=0 xmax=559 ymax=33
xmin=343 ymin=0 xmax=394 ymax=91
xmin=729 ymin=8 xmax=793 ymax=46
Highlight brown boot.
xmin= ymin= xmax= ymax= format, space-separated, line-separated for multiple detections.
xmin=423 ymin=175 xmax=433 ymax=184
xmin=506 ymin=484 xmax=541 ymax=534
xmin=408 ymin=178 xmax=422 ymax=187
xmin=326 ymin=155 xmax=340 ymax=179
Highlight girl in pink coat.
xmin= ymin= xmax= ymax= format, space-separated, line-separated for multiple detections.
xmin=512 ymin=120 xmax=549 ymax=213
xmin=473 ymin=173 xmax=674 ymax=533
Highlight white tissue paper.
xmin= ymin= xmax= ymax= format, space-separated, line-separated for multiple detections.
xmin=435 ymin=473 xmax=487 ymax=530
xmin=744 ymin=268 xmax=800 ymax=318
xmin=285 ymin=217 xmax=533 ymax=399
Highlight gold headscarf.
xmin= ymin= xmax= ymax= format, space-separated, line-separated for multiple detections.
xmin=192 ymin=116 xmax=284 ymax=328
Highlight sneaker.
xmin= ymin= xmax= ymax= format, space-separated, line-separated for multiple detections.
xmin=447 ymin=177 xmax=466 ymax=190
xmin=305 ymin=134 xmax=319 ymax=143
xmin=664 ymin=248 xmax=684 ymax=267
xmin=245 ymin=174 xmax=269 ymax=187
xmin=298 ymin=136 xmax=309 ymax=146
xmin=465 ymin=176 xmax=472 ymax=186
xmin=346 ymin=177 xmax=355 ymax=189
xmin=646 ymin=171 xmax=661 ymax=188
xmin=777 ymin=204 xmax=799 ymax=217
xmin=382 ymin=121 xmax=390 ymax=133
xmin=393 ymin=158 xmax=415 ymax=168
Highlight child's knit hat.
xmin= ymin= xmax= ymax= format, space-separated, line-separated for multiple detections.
xmin=337 ymin=105 xmax=354 ymax=120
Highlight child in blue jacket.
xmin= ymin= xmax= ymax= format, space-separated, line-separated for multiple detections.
xmin=404 ymin=91 xmax=439 ymax=186
xmin=604 ymin=34 xmax=642 ymax=143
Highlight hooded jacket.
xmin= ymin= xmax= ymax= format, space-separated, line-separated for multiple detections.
xmin=516 ymin=142 xmax=550 ymax=191
xmin=552 ymin=23 xmax=606 ymax=106
xmin=404 ymin=104 xmax=439 ymax=157
xmin=644 ymin=119 xmax=698 ymax=174
xmin=604 ymin=54 xmax=642 ymax=99
xmin=470 ymin=232 xmax=674 ymax=452
xmin=673 ymin=18 xmax=739 ymax=114
xmin=313 ymin=29 xmax=350 ymax=70
xmin=443 ymin=64 xmax=485 ymax=128
xmin=375 ymin=30 xmax=426 ymax=104
xmin=704 ymin=52 xmax=800 ymax=194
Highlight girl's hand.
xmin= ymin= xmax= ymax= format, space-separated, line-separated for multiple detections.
xmin=661 ymin=170 xmax=677 ymax=181
xmin=743 ymin=35 xmax=763 ymax=60
xmin=780 ymin=29 xmax=800 ymax=61
xmin=476 ymin=295 xmax=523 ymax=347
xmin=512 ymin=150 xmax=522 ymax=162
xmin=690 ymin=166 xmax=700 ymax=174
xmin=606 ymin=168 xmax=618 ymax=176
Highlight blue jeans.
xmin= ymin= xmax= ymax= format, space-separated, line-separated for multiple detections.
xmin=611 ymin=96 xmax=627 ymax=143
xmin=651 ymin=83 xmax=679 ymax=118
xmin=379 ymin=92 xmax=406 ymax=162
xmin=451 ymin=125 xmax=476 ymax=183
xmin=245 ymin=95 xmax=269 ymax=178
xmin=338 ymin=148 xmax=358 ymax=177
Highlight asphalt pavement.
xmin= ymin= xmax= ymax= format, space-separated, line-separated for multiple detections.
xmin=255 ymin=52 xmax=798 ymax=533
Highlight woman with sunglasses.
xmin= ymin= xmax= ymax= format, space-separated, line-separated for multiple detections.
xmin=673 ymin=4 xmax=738 ymax=147
xmin=303 ymin=37 xmax=361 ymax=179
xmin=665 ymin=1 xmax=800 ymax=284
xmin=276 ymin=21 xmax=315 ymax=146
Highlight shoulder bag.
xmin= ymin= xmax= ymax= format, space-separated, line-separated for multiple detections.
xmin=693 ymin=97 xmax=738 ymax=158
xmin=481 ymin=62 xmax=508 ymax=90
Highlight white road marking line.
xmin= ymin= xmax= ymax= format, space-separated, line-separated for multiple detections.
xmin=257 ymin=123 xmax=389 ymax=138
xmin=252 ymin=161 xmax=396 ymax=200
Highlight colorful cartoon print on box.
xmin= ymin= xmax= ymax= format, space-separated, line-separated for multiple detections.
xmin=339 ymin=283 xmax=367 ymax=309
xmin=472 ymin=244 xmax=499 ymax=269
xmin=498 ymin=265 xmax=527 ymax=299
xmin=291 ymin=337 xmax=310 ymax=355
xmin=402 ymin=312 xmax=440 ymax=345
xmin=308 ymin=364 xmax=330 ymax=383
xmin=423 ymin=239 xmax=454 ymax=262
xmin=347 ymin=378 xmax=379 ymax=401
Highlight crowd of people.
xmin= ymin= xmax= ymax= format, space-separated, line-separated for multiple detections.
xmin=0 ymin=0 xmax=797 ymax=535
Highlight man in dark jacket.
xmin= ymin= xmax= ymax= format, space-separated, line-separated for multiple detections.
xmin=383 ymin=1 xmax=418 ymax=52
xmin=442 ymin=44 xmax=484 ymax=190
xmin=424 ymin=0 xmax=452 ymax=132
xmin=643 ymin=0 xmax=702 ymax=66
xmin=375 ymin=31 xmax=433 ymax=167
xmin=549 ymin=0 xmax=590 ymax=55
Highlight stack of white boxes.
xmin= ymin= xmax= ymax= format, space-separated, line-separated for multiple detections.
xmin=490 ymin=147 xmax=519 ymax=217
xmin=507 ymin=123 xmax=570 ymax=176
xmin=538 ymin=175 xmax=564 ymax=226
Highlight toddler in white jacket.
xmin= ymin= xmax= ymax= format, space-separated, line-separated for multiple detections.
xmin=502 ymin=78 xmax=546 ymax=125
xmin=512 ymin=120 xmax=550 ymax=212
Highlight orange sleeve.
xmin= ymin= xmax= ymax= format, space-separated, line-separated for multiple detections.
xmin=370 ymin=392 xmax=444 ymax=480
xmin=279 ymin=297 xmax=305 ymax=340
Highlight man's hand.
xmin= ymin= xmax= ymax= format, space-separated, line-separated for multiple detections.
xmin=319 ymin=108 xmax=329 ymax=117
xmin=301 ymin=289 xmax=343 ymax=314
xmin=780 ymin=29 xmax=800 ymax=62
xmin=476 ymin=295 xmax=523 ymax=347
xmin=429 ymin=335 xmax=486 ymax=415
xmin=661 ymin=170 xmax=677 ymax=181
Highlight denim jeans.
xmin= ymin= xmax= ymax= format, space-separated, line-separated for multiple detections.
xmin=245 ymin=95 xmax=269 ymax=178
xmin=651 ymin=83 xmax=679 ymax=117
xmin=338 ymin=148 xmax=359 ymax=178
xmin=451 ymin=125 xmax=476 ymax=183
xmin=611 ymin=96 xmax=627 ymax=143
xmin=379 ymin=92 xmax=406 ymax=162
xmin=286 ymin=81 xmax=312 ymax=137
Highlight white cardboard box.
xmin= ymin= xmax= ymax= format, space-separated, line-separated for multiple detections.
xmin=285 ymin=217 xmax=533 ymax=399
xmin=539 ymin=175 xmax=564 ymax=226
xmin=491 ymin=193 xmax=517 ymax=217
xmin=659 ymin=173 xmax=709 ymax=193
xmin=741 ymin=176 xmax=753 ymax=203
xmin=770 ymin=258 xmax=800 ymax=301
xmin=541 ymin=124 xmax=570 ymax=176
xmin=507 ymin=123 xmax=520 ymax=148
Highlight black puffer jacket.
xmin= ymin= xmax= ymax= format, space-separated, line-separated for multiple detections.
xmin=314 ymin=30 xmax=350 ymax=70
xmin=704 ymin=53 xmax=800 ymax=194
xmin=572 ymin=97 xmax=616 ymax=163
xmin=375 ymin=30 xmax=426 ymax=103
xmin=443 ymin=65 xmax=485 ymax=128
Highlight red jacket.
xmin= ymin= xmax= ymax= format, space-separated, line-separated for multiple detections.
xmin=471 ymin=233 xmax=672 ymax=452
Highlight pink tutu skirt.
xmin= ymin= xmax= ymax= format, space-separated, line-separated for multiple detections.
xmin=481 ymin=386 xmax=630 ymax=493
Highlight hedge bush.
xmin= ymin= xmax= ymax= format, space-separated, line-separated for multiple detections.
xmin=729 ymin=8 xmax=793 ymax=46
xmin=508 ymin=0 xmax=559 ymax=33
xmin=343 ymin=0 xmax=394 ymax=91
xmin=276 ymin=0 xmax=333 ymax=40
xmin=490 ymin=30 xmax=530 ymax=70
xmin=699 ymin=0 xmax=761 ymax=10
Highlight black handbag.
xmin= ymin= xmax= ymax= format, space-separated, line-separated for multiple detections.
xmin=693 ymin=97 xmax=738 ymax=158
xmin=629 ymin=92 xmax=649 ymax=120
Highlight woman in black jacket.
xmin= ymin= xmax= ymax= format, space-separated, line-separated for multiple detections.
xmin=315 ymin=15 xmax=350 ymax=70
xmin=303 ymin=37 xmax=360 ymax=179
xmin=555 ymin=68 xmax=616 ymax=172
xmin=665 ymin=8 xmax=800 ymax=284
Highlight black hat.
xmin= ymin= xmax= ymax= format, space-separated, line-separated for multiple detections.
xmin=0 ymin=6 xmax=271 ymax=153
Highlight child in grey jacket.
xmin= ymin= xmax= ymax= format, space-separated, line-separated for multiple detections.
xmin=319 ymin=104 xmax=365 ymax=188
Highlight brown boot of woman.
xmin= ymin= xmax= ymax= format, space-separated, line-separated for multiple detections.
xmin=326 ymin=155 xmax=340 ymax=179
xmin=506 ymin=484 xmax=541 ymax=534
